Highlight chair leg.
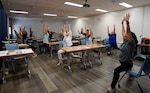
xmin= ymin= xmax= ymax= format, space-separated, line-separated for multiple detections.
xmin=24 ymin=56 xmax=27 ymax=64
xmin=118 ymin=72 xmax=127 ymax=88
xmin=148 ymin=74 xmax=150 ymax=78
xmin=135 ymin=79 xmax=144 ymax=93
xmin=11 ymin=61 xmax=15 ymax=73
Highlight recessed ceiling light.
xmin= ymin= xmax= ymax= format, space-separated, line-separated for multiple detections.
xmin=95 ymin=9 xmax=108 ymax=12
xmin=119 ymin=2 xmax=133 ymax=8
xmin=64 ymin=2 xmax=83 ymax=7
xmin=10 ymin=10 xmax=28 ymax=14
xmin=68 ymin=16 xmax=78 ymax=18
xmin=43 ymin=13 xmax=57 ymax=16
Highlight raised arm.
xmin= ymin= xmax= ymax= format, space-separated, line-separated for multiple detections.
xmin=107 ymin=25 xmax=110 ymax=35
xmin=113 ymin=24 xmax=116 ymax=34
xmin=43 ymin=23 xmax=48 ymax=34
xmin=125 ymin=13 xmax=131 ymax=33
xmin=122 ymin=13 xmax=132 ymax=42
xmin=68 ymin=24 xmax=71 ymax=31
xmin=89 ymin=25 xmax=93 ymax=37
xmin=125 ymin=13 xmax=132 ymax=42
xmin=13 ymin=26 xmax=22 ymax=38
xmin=121 ymin=17 xmax=126 ymax=36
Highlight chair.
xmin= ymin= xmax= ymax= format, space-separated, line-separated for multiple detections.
xmin=81 ymin=39 xmax=86 ymax=45
xmin=118 ymin=57 xmax=150 ymax=93
xmin=58 ymin=41 xmax=63 ymax=49
xmin=26 ymin=38 xmax=38 ymax=52
xmin=5 ymin=43 xmax=27 ymax=73
xmin=103 ymin=38 xmax=111 ymax=47
xmin=103 ymin=38 xmax=111 ymax=54
xmin=95 ymin=36 xmax=101 ymax=39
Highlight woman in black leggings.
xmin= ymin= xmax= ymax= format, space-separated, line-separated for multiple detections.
xmin=107 ymin=13 xmax=136 ymax=93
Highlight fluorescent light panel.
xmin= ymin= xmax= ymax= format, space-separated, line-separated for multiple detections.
xmin=119 ymin=2 xmax=133 ymax=8
xmin=43 ymin=13 xmax=57 ymax=16
xmin=95 ymin=9 xmax=108 ymax=12
xmin=64 ymin=2 xmax=83 ymax=7
xmin=10 ymin=10 xmax=28 ymax=14
xmin=68 ymin=16 xmax=78 ymax=18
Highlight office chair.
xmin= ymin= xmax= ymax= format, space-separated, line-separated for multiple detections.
xmin=103 ymin=38 xmax=111 ymax=49
xmin=118 ymin=57 xmax=150 ymax=93
xmin=58 ymin=41 xmax=63 ymax=49
xmin=26 ymin=38 xmax=38 ymax=52
xmin=81 ymin=39 xmax=86 ymax=45
xmin=95 ymin=36 xmax=101 ymax=39
xmin=5 ymin=43 xmax=27 ymax=73
xmin=103 ymin=38 xmax=112 ymax=55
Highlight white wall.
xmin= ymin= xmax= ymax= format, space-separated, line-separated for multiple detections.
xmin=12 ymin=19 xmax=65 ymax=38
xmin=69 ymin=6 xmax=145 ymax=43
xmin=12 ymin=5 xmax=150 ymax=43
xmin=143 ymin=5 xmax=150 ymax=38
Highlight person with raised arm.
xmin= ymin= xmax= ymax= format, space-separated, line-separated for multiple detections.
xmin=107 ymin=13 xmax=136 ymax=93
xmin=107 ymin=24 xmax=118 ymax=55
xmin=13 ymin=26 xmax=23 ymax=44
xmin=57 ymin=24 xmax=73 ymax=66
xmin=78 ymin=25 xmax=93 ymax=44
xmin=42 ymin=23 xmax=50 ymax=53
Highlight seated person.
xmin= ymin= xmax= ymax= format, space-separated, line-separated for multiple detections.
xmin=13 ymin=26 xmax=23 ymax=44
xmin=107 ymin=24 xmax=118 ymax=55
xmin=57 ymin=24 xmax=80 ymax=66
xmin=107 ymin=13 xmax=136 ymax=93
xmin=78 ymin=26 xmax=93 ymax=44
xmin=57 ymin=24 xmax=72 ymax=66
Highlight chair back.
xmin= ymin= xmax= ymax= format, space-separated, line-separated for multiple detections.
xmin=5 ymin=43 xmax=19 ymax=50
xmin=103 ymin=38 xmax=109 ymax=45
xmin=136 ymin=57 xmax=150 ymax=77
xmin=95 ymin=36 xmax=101 ymax=39
xmin=81 ymin=39 xmax=86 ymax=45
xmin=142 ymin=57 xmax=150 ymax=74
xmin=58 ymin=41 xmax=63 ymax=49
xmin=103 ymin=38 xmax=111 ymax=47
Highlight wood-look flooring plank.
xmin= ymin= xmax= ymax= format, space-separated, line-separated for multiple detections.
xmin=0 ymin=49 xmax=150 ymax=93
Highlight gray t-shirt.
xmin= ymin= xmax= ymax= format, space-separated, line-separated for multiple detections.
xmin=119 ymin=40 xmax=135 ymax=62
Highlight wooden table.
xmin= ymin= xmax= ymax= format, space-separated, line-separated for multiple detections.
xmin=0 ymin=49 xmax=34 ymax=83
xmin=46 ymin=40 xmax=80 ymax=57
xmin=61 ymin=44 xmax=106 ymax=72
xmin=2 ymin=44 xmax=29 ymax=50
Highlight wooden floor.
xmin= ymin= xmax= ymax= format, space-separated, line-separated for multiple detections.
xmin=0 ymin=49 xmax=150 ymax=93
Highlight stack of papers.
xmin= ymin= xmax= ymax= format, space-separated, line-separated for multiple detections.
xmin=20 ymin=49 xmax=33 ymax=53
xmin=0 ymin=51 xmax=8 ymax=56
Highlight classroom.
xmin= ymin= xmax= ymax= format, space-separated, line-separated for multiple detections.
xmin=0 ymin=0 xmax=150 ymax=93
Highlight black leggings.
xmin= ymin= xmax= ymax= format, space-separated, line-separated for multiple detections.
xmin=111 ymin=61 xmax=133 ymax=88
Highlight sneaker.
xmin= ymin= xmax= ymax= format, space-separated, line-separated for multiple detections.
xmin=32 ymin=53 xmax=37 ymax=58
xmin=5 ymin=68 xmax=9 ymax=76
xmin=107 ymin=87 xmax=116 ymax=93
xmin=57 ymin=61 xmax=63 ymax=66
xmin=107 ymin=52 xmax=111 ymax=55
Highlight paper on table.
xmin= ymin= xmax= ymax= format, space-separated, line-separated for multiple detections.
xmin=83 ymin=46 xmax=90 ymax=49
xmin=20 ymin=49 xmax=33 ymax=53
xmin=0 ymin=50 xmax=8 ymax=56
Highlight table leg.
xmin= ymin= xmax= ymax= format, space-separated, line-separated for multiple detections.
xmin=50 ymin=46 xmax=53 ymax=58
xmin=81 ymin=51 xmax=86 ymax=69
xmin=87 ymin=50 xmax=92 ymax=67
xmin=98 ymin=48 xmax=102 ymax=64
xmin=26 ymin=56 xmax=31 ymax=78
xmin=62 ymin=53 xmax=72 ymax=72
xmin=1 ymin=58 xmax=6 ymax=84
